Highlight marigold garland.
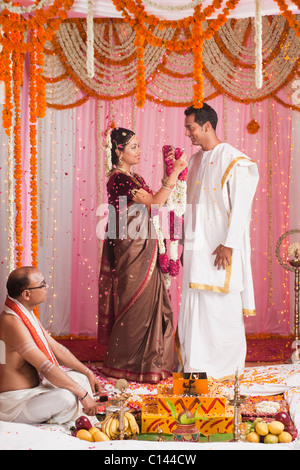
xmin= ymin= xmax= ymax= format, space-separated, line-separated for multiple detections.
xmin=12 ymin=48 xmax=25 ymax=268
xmin=42 ymin=15 xmax=300 ymax=112
xmin=111 ymin=0 xmax=241 ymax=107
xmin=274 ymin=0 xmax=300 ymax=36
xmin=0 ymin=0 xmax=74 ymax=274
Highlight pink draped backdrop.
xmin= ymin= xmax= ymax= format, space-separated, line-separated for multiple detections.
xmin=0 ymin=80 xmax=293 ymax=337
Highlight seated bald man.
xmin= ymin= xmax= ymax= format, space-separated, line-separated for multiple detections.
xmin=0 ymin=266 xmax=102 ymax=425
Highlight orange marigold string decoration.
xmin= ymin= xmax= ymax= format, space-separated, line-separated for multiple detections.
xmin=29 ymin=42 xmax=39 ymax=269
xmin=134 ymin=31 xmax=146 ymax=107
xmin=0 ymin=0 xmax=74 ymax=274
xmin=111 ymin=0 xmax=241 ymax=108
xmin=192 ymin=6 xmax=205 ymax=109
xmin=12 ymin=46 xmax=25 ymax=268
xmin=273 ymin=0 xmax=300 ymax=36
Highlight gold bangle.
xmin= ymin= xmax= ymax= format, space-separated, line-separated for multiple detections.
xmin=161 ymin=179 xmax=175 ymax=190
xmin=131 ymin=188 xmax=139 ymax=198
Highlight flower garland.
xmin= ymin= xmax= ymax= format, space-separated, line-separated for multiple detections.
xmin=12 ymin=47 xmax=24 ymax=268
xmin=273 ymin=0 xmax=300 ymax=36
xmin=29 ymin=42 xmax=40 ymax=268
xmin=43 ymin=16 xmax=300 ymax=112
xmin=111 ymin=0 xmax=241 ymax=107
xmin=255 ymin=0 xmax=263 ymax=89
xmin=192 ymin=7 xmax=204 ymax=108
xmin=134 ymin=31 xmax=146 ymax=107
xmin=103 ymin=127 xmax=113 ymax=176
xmin=153 ymin=145 xmax=188 ymax=286
xmin=0 ymin=0 xmax=74 ymax=271
xmin=87 ymin=0 xmax=94 ymax=78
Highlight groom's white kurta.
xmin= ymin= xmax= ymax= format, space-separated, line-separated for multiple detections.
xmin=177 ymin=143 xmax=259 ymax=379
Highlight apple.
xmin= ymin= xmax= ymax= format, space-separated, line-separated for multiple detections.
xmin=75 ymin=415 xmax=93 ymax=431
xmin=274 ymin=411 xmax=290 ymax=427
xmin=284 ymin=424 xmax=298 ymax=441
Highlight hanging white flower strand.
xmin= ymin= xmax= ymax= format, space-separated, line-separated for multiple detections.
xmin=255 ymin=0 xmax=263 ymax=89
xmin=87 ymin=0 xmax=95 ymax=78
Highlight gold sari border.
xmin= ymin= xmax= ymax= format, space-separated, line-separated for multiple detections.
xmin=117 ymin=240 xmax=158 ymax=321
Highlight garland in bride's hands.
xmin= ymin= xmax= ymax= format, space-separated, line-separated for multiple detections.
xmin=153 ymin=145 xmax=187 ymax=287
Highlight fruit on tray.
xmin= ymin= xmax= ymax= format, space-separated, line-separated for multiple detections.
xmin=101 ymin=411 xmax=140 ymax=440
xmin=71 ymin=415 xmax=110 ymax=442
xmin=245 ymin=417 xmax=297 ymax=444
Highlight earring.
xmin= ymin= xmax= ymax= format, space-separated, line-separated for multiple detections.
xmin=116 ymin=150 xmax=123 ymax=166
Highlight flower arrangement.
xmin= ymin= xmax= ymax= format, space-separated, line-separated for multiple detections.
xmin=111 ymin=0 xmax=241 ymax=107
xmin=43 ymin=14 xmax=300 ymax=112
xmin=153 ymin=145 xmax=187 ymax=285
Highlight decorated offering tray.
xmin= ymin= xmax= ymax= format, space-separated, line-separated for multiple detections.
xmin=241 ymin=395 xmax=288 ymax=418
xmin=241 ymin=395 xmax=298 ymax=444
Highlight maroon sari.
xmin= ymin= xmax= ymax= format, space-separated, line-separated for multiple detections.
xmin=97 ymin=171 xmax=174 ymax=383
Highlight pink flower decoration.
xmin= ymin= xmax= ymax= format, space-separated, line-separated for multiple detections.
xmin=169 ymin=259 xmax=180 ymax=276
xmin=158 ymin=253 xmax=169 ymax=273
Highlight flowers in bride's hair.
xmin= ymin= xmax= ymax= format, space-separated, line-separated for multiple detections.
xmin=103 ymin=129 xmax=113 ymax=176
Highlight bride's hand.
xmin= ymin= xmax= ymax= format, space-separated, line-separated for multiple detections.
xmin=162 ymin=147 xmax=175 ymax=179
xmin=173 ymin=151 xmax=188 ymax=174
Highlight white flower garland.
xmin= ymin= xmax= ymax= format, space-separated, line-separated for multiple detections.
xmin=43 ymin=16 xmax=299 ymax=108
xmin=103 ymin=130 xmax=113 ymax=176
xmin=255 ymin=0 xmax=263 ymax=89
xmin=87 ymin=0 xmax=95 ymax=78
xmin=166 ymin=179 xmax=186 ymax=217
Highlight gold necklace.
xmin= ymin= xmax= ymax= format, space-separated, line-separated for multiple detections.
xmin=116 ymin=166 xmax=132 ymax=176
xmin=116 ymin=166 xmax=142 ymax=187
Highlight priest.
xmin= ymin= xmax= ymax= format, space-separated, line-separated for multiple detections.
xmin=177 ymin=104 xmax=259 ymax=380
xmin=0 ymin=266 xmax=102 ymax=424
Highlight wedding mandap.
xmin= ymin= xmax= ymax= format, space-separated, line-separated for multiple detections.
xmin=0 ymin=0 xmax=300 ymax=451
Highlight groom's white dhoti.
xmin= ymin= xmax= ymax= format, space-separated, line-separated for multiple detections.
xmin=177 ymin=143 xmax=259 ymax=379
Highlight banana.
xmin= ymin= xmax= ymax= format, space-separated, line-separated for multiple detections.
xmin=124 ymin=411 xmax=139 ymax=435
xmin=101 ymin=414 xmax=113 ymax=437
xmin=108 ymin=416 xmax=120 ymax=439
xmin=124 ymin=416 xmax=130 ymax=433
xmin=100 ymin=411 xmax=139 ymax=439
